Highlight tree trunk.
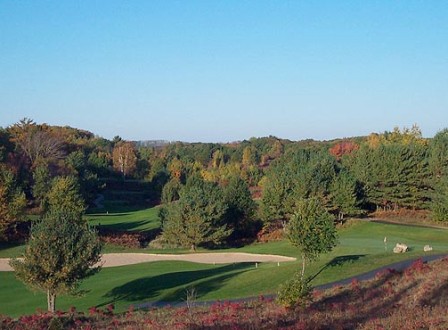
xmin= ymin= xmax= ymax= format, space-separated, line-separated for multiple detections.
xmin=47 ymin=290 xmax=56 ymax=313
xmin=300 ymin=254 xmax=306 ymax=282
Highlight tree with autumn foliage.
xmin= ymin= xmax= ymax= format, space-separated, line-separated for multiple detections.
xmin=329 ymin=140 xmax=359 ymax=160
xmin=8 ymin=118 xmax=64 ymax=168
xmin=10 ymin=209 xmax=102 ymax=312
xmin=0 ymin=165 xmax=26 ymax=240
xmin=112 ymin=141 xmax=137 ymax=179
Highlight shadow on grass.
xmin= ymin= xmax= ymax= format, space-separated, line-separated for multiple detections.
xmin=94 ymin=220 xmax=159 ymax=233
xmin=100 ymin=263 xmax=252 ymax=307
xmin=89 ymin=213 xmax=132 ymax=217
xmin=0 ymin=241 xmax=24 ymax=250
xmin=308 ymin=270 xmax=422 ymax=329
xmin=309 ymin=254 xmax=367 ymax=282
xmin=87 ymin=204 xmax=153 ymax=214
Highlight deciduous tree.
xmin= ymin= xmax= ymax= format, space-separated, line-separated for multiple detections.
xmin=8 ymin=118 xmax=64 ymax=167
xmin=286 ymin=198 xmax=337 ymax=282
xmin=278 ymin=198 xmax=337 ymax=307
xmin=112 ymin=141 xmax=137 ymax=179
xmin=0 ymin=165 xmax=26 ymax=240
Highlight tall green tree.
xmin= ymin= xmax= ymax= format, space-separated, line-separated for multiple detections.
xmin=345 ymin=142 xmax=430 ymax=210
xmin=431 ymin=175 xmax=448 ymax=222
xmin=32 ymin=164 xmax=51 ymax=208
xmin=261 ymin=149 xmax=336 ymax=223
xmin=223 ymin=175 xmax=257 ymax=239
xmin=161 ymin=175 xmax=231 ymax=250
xmin=66 ymin=150 xmax=102 ymax=205
xmin=10 ymin=209 xmax=102 ymax=312
xmin=329 ymin=170 xmax=363 ymax=220
xmin=429 ymin=129 xmax=448 ymax=221
xmin=161 ymin=178 xmax=182 ymax=204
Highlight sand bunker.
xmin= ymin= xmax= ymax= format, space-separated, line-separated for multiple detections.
xmin=0 ymin=252 xmax=296 ymax=271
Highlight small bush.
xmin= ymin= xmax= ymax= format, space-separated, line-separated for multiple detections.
xmin=99 ymin=230 xmax=148 ymax=248
xmin=277 ymin=272 xmax=311 ymax=308
xmin=47 ymin=317 xmax=64 ymax=330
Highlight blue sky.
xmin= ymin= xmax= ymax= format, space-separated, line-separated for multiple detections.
xmin=1 ymin=1 xmax=447 ymax=142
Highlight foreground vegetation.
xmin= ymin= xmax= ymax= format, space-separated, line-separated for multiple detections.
xmin=2 ymin=257 xmax=447 ymax=329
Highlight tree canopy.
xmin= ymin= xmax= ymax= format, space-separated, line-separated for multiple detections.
xmin=10 ymin=209 xmax=102 ymax=312
xmin=160 ymin=175 xmax=231 ymax=250
xmin=286 ymin=198 xmax=337 ymax=281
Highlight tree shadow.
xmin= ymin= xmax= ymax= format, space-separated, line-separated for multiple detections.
xmin=95 ymin=220 xmax=159 ymax=233
xmin=0 ymin=241 xmax=24 ymax=250
xmin=87 ymin=201 xmax=157 ymax=214
xmin=309 ymin=254 xmax=367 ymax=282
xmin=99 ymin=263 xmax=252 ymax=307
xmin=89 ymin=213 xmax=132 ymax=217
xmin=312 ymin=268 xmax=398 ymax=307
xmin=419 ymin=279 xmax=448 ymax=306
xmin=307 ymin=273 xmax=422 ymax=329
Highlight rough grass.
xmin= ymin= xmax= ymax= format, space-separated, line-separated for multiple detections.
xmin=2 ymin=257 xmax=448 ymax=329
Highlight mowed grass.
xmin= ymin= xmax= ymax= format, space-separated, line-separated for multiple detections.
xmin=1 ymin=220 xmax=447 ymax=317
xmin=85 ymin=206 xmax=161 ymax=232
xmin=0 ymin=207 xmax=161 ymax=257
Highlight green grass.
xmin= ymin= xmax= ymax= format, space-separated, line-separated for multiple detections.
xmin=1 ymin=220 xmax=447 ymax=317
xmin=0 ymin=242 xmax=26 ymax=258
xmin=85 ymin=206 xmax=161 ymax=232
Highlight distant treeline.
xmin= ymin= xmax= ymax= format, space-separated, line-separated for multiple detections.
xmin=1 ymin=119 xmax=447 ymax=241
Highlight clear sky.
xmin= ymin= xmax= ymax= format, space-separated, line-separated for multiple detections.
xmin=1 ymin=1 xmax=447 ymax=142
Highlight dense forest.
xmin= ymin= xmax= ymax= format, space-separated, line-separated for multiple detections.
xmin=1 ymin=118 xmax=447 ymax=246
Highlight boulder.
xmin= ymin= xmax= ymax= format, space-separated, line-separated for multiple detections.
xmin=393 ymin=243 xmax=408 ymax=253
xmin=423 ymin=245 xmax=433 ymax=252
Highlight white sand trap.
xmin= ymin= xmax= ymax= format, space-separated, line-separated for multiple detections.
xmin=0 ymin=252 xmax=296 ymax=271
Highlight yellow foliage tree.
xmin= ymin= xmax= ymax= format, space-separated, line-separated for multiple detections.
xmin=112 ymin=141 xmax=137 ymax=179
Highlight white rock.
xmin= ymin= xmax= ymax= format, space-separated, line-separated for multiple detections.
xmin=393 ymin=243 xmax=408 ymax=253
xmin=423 ymin=245 xmax=433 ymax=252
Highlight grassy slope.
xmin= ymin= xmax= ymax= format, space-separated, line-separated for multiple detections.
xmin=1 ymin=219 xmax=447 ymax=317
xmin=85 ymin=206 xmax=161 ymax=232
